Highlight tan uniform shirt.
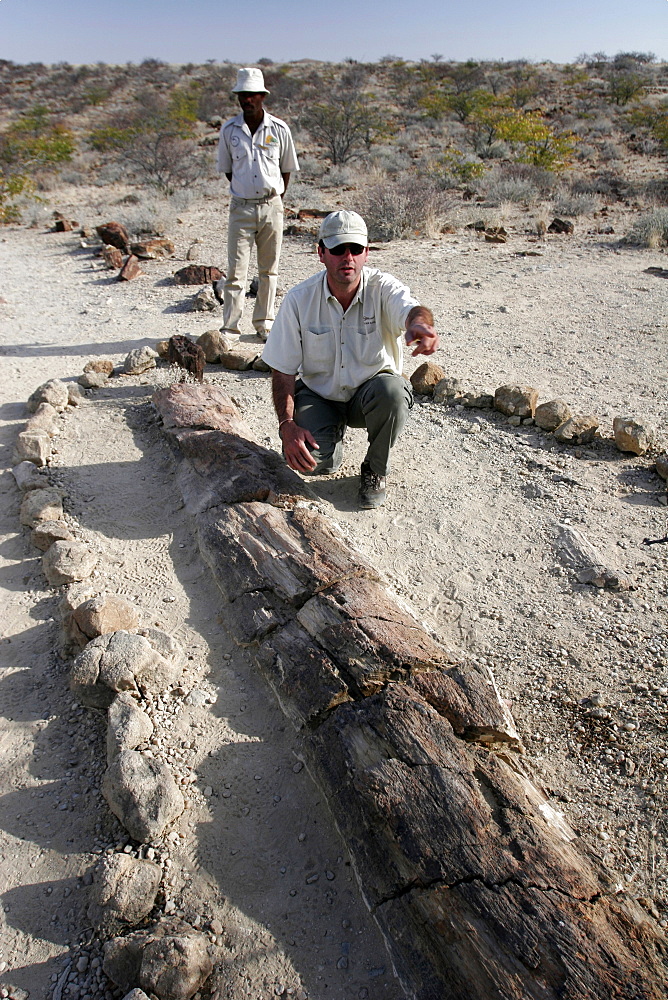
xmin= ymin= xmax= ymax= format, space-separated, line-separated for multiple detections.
xmin=217 ymin=110 xmax=299 ymax=199
xmin=262 ymin=267 xmax=418 ymax=402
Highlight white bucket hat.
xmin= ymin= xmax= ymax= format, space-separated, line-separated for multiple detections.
xmin=232 ymin=67 xmax=270 ymax=94
xmin=318 ymin=210 xmax=368 ymax=249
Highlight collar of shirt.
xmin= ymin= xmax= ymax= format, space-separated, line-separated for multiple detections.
xmin=322 ymin=267 xmax=367 ymax=312
xmin=233 ymin=109 xmax=273 ymax=138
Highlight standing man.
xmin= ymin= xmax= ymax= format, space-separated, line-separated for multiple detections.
xmin=217 ymin=67 xmax=299 ymax=341
xmin=262 ymin=211 xmax=439 ymax=509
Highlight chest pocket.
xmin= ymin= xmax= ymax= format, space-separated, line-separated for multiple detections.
xmin=354 ymin=317 xmax=383 ymax=366
xmin=259 ymin=140 xmax=279 ymax=161
xmin=303 ymin=327 xmax=333 ymax=374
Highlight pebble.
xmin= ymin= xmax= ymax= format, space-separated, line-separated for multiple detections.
xmin=336 ymin=956 xmax=348 ymax=969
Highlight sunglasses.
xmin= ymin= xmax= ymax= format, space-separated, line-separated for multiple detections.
xmin=326 ymin=243 xmax=366 ymax=256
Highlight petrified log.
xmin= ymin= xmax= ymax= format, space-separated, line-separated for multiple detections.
xmin=130 ymin=238 xmax=175 ymax=259
xmin=153 ymin=384 xmax=668 ymax=1000
xmin=96 ymin=221 xmax=130 ymax=252
xmin=166 ymin=335 xmax=205 ymax=384
xmin=100 ymin=245 xmax=124 ymax=270
xmin=173 ymin=265 xmax=224 ymax=286
xmin=119 ymin=255 xmax=142 ymax=281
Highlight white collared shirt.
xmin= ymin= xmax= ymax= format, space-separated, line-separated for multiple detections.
xmin=217 ymin=110 xmax=299 ymax=199
xmin=262 ymin=267 xmax=418 ymax=402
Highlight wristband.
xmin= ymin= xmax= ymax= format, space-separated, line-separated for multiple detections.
xmin=278 ymin=418 xmax=293 ymax=430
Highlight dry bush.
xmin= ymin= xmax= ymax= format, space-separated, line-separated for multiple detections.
xmin=552 ymin=190 xmax=600 ymax=216
xmin=626 ymin=207 xmax=668 ymax=246
xmin=484 ymin=175 xmax=539 ymax=204
xmin=361 ymin=173 xmax=450 ymax=240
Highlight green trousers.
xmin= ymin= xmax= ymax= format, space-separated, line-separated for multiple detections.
xmin=294 ymin=372 xmax=413 ymax=477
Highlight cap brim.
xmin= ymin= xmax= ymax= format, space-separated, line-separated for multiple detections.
xmin=322 ymin=233 xmax=368 ymax=249
xmin=232 ymin=85 xmax=270 ymax=93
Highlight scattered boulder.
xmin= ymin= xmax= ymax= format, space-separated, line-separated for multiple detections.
xmin=140 ymin=931 xmax=213 ymax=1000
xmin=553 ymin=414 xmax=599 ymax=445
xmin=43 ymin=539 xmax=97 ymax=587
xmin=433 ymin=377 xmax=464 ymax=405
xmin=70 ymin=629 xmax=184 ymax=707
xmin=25 ymin=402 xmax=60 ymax=437
xmin=548 ymin=218 xmax=574 ymax=234
xmin=462 ymin=391 xmax=494 ymax=408
xmin=173 ymin=265 xmax=224 ymax=285
xmin=124 ymin=347 xmax=158 ymax=375
xmin=190 ymin=286 xmax=218 ymax=312
xmin=27 ymin=378 xmax=69 ymax=413
xmin=656 ymin=453 xmax=668 ymax=481
xmin=96 ymin=222 xmax=130 ymax=252
xmin=130 ymin=238 xmax=175 ymax=260
xmin=68 ymin=383 xmax=85 ymax=407
xmin=73 ymin=593 xmax=140 ymax=640
xmin=535 ymin=399 xmax=572 ymax=431
xmin=11 ymin=461 xmax=50 ymax=491
xmin=410 ymin=361 xmax=446 ymax=395
xmin=121 ymin=992 xmax=151 ymax=1000
xmin=219 ymin=345 xmax=259 ymax=371
xmin=102 ymin=750 xmax=184 ymax=842
xmin=494 ymin=384 xmax=538 ymax=418
xmin=87 ymin=852 xmax=162 ymax=934
xmin=107 ymin=691 xmax=154 ymax=761
xmin=31 ymin=519 xmax=74 ymax=551
xmin=19 ymin=487 xmax=64 ymax=527
xmin=100 ymin=245 xmax=124 ymax=269
xmin=103 ymin=929 xmax=147 ymax=991
xmin=155 ymin=339 xmax=171 ymax=359
xmin=167 ymin=336 xmax=205 ymax=382
xmin=79 ymin=371 xmax=110 ymax=389
xmin=103 ymin=922 xmax=211 ymax=998
xmin=84 ymin=359 xmax=115 ymax=376
xmin=14 ymin=429 xmax=52 ymax=466
xmin=196 ymin=330 xmax=236 ymax=363
xmin=613 ymin=416 xmax=655 ymax=456
xmin=119 ymin=255 xmax=142 ymax=281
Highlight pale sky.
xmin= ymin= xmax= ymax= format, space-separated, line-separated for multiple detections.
xmin=0 ymin=0 xmax=665 ymax=66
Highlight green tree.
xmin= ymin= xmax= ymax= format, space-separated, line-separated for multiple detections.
xmin=607 ymin=73 xmax=647 ymax=106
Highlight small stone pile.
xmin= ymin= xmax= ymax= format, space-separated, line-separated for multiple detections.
xmin=10 ymin=380 xmax=219 ymax=1000
xmin=410 ymin=361 xmax=667 ymax=475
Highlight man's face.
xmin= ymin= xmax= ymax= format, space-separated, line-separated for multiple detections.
xmin=318 ymin=242 xmax=369 ymax=293
xmin=237 ymin=91 xmax=265 ymax=116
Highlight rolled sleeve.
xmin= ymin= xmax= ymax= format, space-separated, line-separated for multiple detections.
xmin=279 ymin=128 xmax=300 ymax=174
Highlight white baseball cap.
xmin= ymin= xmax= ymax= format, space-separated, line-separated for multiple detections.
xmin=232 ymin=67 xmax=270 ymax=94
xmin=318 ymin=210 xmax=368 ymax=249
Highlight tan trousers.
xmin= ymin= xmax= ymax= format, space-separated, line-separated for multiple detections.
xmin=222 ymin=194 xmax=283 ymax=336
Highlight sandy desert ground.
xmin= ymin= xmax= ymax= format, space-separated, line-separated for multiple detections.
xmin=0 ymin=182 xmax=667 ymax=999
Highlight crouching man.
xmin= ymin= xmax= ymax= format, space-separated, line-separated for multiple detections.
xmin=262 ymin=210 xmax=439 ymax=508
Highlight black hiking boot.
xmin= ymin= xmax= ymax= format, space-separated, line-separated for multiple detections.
xmin=358 ymin=461 xmax=387 ymax=509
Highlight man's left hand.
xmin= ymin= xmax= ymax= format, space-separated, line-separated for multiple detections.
xmin=405 ymin=322 xmax=439 ymax=356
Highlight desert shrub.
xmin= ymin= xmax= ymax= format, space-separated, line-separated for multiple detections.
xmin=298 ymin=157 xmax=327 ymax=181
xmin=572 ymin=171 xmax=634 ymax=200
xmin=431 ymin=149 xmax=486 ymax=186
xmin=485 ymin=176 xmax=539 ymax=204
xmin=599 ymin=140 xmax=621 ymax=161
xmin=300 ymin=86 xmax=391 ymax=164
xmin=321 ymin=165 xmax=356 ymax=187
xmin=552 ymin=190 xmax=599 ymax=215
xmin=497 ymin=162 xmax=558 ymax=195
xmin=361 ymin=173 xmax=449 ymax=240
xmin=644 ymin=178 xmax=668 ymax=204
xmin=370 ymin=145 xmax=413 ymax=175
xmin=626 ymin=207 xmax=668 ymax=246
xmin=88 ymin=88 xmax=209 ymax=192
xmin=0 ymin=105 xmax=74 ymax=221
